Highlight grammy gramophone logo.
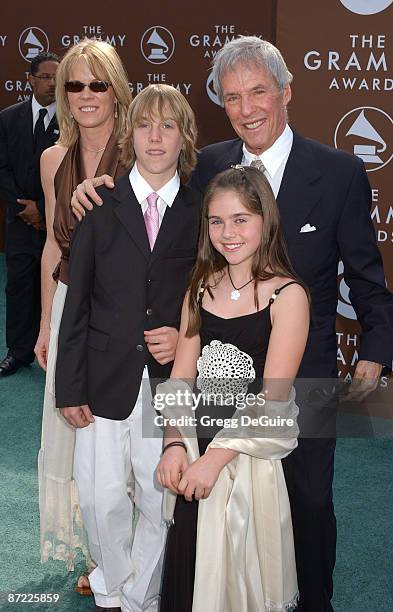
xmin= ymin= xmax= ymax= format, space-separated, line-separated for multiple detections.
xmin=206 ymin=72 xmax=221 ymax=106
xmin=334 ymin=107 xmax=393 ymax=173
xmin=140 ymin=26 xmax=175 ymax=65
xmin=19 ymin=27 xmax=49 ymax=62
xmin=337 ymin=261 xmax=356 ymax=320
xmin=339 ymin=0 xmax=393 ymax=15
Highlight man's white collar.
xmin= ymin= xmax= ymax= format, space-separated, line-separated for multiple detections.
xmin=242 ymin=125 xmax=293 ymax=178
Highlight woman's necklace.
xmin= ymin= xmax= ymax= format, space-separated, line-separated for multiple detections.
xmin=81 ymin=144 xmax=106 ymax=153
xmin=227 ymin=267 xmax=254 ymax=301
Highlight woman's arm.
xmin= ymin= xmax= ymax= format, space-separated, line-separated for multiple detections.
xmin=34 ymin=146 xmax=67 ymax=370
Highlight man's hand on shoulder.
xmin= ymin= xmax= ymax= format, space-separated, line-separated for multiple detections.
xmin=345 ymin=360 xmax=383 ymax=401
xmin=60 ymin=404 xmax=95 ymax=428
xmin=71 ymin=174 xmax=115 ymax=221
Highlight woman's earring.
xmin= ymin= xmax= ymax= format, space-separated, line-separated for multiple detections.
xmin=114 ymin=100 xmax=119 ymax=119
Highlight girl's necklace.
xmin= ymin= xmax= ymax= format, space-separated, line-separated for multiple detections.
xmin=227 ymin=267 xmax=254 ymax=301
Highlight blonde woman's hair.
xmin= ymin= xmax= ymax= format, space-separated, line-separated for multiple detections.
xmin=120 ymin=84 xmax=198 ymax=179
xmin=56 ymin=38 xmax=132 ymax=146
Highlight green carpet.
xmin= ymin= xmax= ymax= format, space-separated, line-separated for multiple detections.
xmin=0 ymin=252 xmax=392 ymax=611
xmin=0 ymin=254 xmax=93 ymax=611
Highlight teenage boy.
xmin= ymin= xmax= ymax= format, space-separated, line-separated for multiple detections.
xmin=55 ymin=85 xmax=200 ymax=612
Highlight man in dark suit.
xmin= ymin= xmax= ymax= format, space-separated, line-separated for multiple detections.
xmin=69 ymin=37 xmax=393 ymax=611
xmin=55 ymin=86 xmax=200 ymax=612
xmin=190 ymin=37 xmax=393 ymax=611
xmin=0 ymin=51 xmax=60 ymax=376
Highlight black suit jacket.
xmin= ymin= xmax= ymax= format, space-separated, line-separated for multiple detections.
xmin=0 ymin=99 xmax=58 ymax=220
xmin=56 ymin=175 xmax=201 ymax=420
xmin=190 ymin=131 xmax=393 ymax=377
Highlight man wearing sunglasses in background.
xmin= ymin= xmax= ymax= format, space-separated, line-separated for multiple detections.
xmin=0 ymin=51 xmax=60 ymax=376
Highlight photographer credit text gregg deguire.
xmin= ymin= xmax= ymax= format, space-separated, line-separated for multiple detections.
xmin=153 ymin=388 xmax=296 ymax=430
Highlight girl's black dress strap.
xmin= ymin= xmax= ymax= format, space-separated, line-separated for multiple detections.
xmin=268 ymin=281 xmax=301 ymax=305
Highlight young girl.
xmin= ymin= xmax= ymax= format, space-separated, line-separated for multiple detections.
xmin=156 ymin=166 xmax=310 ymax=612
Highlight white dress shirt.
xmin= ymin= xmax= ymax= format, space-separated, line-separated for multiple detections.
xmin=129 ymin=162 xmax=180 ymax=227
xmin=31 ymin=95 xmax=56 ymax=131
xmin=242 ymin=124 xmax=293 ymax=198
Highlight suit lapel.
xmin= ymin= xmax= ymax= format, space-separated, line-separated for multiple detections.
xmin=219 ymin=139 xmax=243 ymax=171
xmin=113 ymin=174 xmax=151 ymax=260
xmin=150 ymin=184 xmax=195 ymax=264
xmin=277 ymin=131 xmax=323 ymax=238
xmin=18 ymin=101 xmax=34 ymax=157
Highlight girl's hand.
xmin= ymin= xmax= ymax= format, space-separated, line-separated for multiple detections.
xmin=178 ymin=448 xmax=236 ymax=501
xmin=157 ymin=446 xmax=189 ymax=494
xmin=178 ymin=449 xmax=238 ymax=501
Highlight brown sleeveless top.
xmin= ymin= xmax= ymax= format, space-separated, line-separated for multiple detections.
xmin=53 ymin=132 xmax=128 ymax=284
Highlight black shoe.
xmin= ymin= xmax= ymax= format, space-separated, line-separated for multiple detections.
xmin=0 ymin=355 xmax=27 ymax=377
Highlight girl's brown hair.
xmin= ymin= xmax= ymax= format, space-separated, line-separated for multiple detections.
xmin=186 ymin=166 xmax=307 ymax=336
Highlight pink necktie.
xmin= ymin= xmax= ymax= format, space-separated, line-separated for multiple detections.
xmin=144 ymin=192 xmax=159 ymax=250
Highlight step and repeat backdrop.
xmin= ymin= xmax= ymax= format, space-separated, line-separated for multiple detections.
xmin=0 ymin=3 xmax=276 ymax=143
xmin=0 ymin=0 xmax=392 ymax=379
xmin=0 ymin=1 xmax=277 ymax=248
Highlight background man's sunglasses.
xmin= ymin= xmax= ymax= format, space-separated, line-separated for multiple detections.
xmin=65 ymin=80 xmax=111 ymax=93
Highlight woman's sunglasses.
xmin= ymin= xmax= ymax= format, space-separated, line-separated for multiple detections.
xmin=65 ymin=80 xmax=111 ymax=93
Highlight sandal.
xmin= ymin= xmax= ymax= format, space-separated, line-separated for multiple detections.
xmin=75 ymin=572 xmax=93 ymax=596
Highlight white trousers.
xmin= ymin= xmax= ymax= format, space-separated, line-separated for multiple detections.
xmin=73 ymin=370 xmax=166 ymax=611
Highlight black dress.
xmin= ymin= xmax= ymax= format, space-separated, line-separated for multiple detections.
xmin=160 ymin=283 xmax=296 ymax=612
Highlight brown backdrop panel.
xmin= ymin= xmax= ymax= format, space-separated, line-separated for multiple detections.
xmin=277 ymin=0 xmax=393 ymax=379
xmin=0 ymin=1 xmax=277 ymax=248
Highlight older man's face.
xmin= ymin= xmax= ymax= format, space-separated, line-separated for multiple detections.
xmin=221 ymin=61 xmax=291 ymax=155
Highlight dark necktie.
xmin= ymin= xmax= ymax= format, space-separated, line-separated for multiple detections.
xmin=33 ymin=108 xmax=47 ymax=151
xmin=250 ymin=158 xmax=267 ymax=173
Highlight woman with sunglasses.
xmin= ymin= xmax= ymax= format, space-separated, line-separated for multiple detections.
xmin=35 ymin=38 xmax=131 ymax=592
